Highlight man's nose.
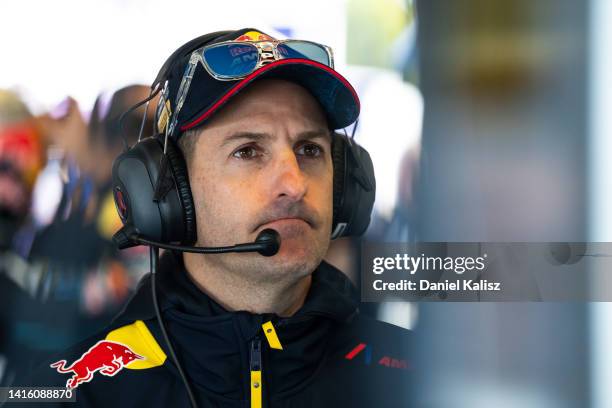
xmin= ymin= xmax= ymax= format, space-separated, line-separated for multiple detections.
xmin=271 ymin=150 xmax=307 ymax=202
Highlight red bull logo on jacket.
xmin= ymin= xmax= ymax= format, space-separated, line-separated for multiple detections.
xmin=50 ymin=340 xmax=143 ymax=389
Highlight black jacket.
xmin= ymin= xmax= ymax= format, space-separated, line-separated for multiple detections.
xmin=26 ymin=251 xmax=411 ymax=407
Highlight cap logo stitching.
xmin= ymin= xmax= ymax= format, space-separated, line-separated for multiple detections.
xmin=234 ymin=31 xmax=275 ymax=42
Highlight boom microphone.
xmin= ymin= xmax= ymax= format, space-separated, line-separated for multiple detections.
xmin=113 ymin=227 xmax=281 ymax=257
xmin=113 ymin=227 xmax=280 ymax=256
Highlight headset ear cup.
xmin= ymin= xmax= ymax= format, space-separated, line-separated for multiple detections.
xmin=112 ymin=137 xmax=186 ymax=243
xmin=163 ymin=138 xmax=197 ymax=245
xmin=331 ymin=133 xmax=376 ymax=239
xmin=347 ymin=142 xmax=376 ymax=236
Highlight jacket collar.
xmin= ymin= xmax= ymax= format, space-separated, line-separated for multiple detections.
xmin=116 ymin=251 xmax=358 ymax=323
xmin=114 ymin=250 xmax=359 ymax=399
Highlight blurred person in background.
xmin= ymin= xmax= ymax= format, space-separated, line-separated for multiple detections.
xmin=30 ymin=84 xmax=154 ymax=323
xmin=0 ymin=86 xmax=154 ymax=385
xmin=0 ymin=89 xmax=45 ymax=386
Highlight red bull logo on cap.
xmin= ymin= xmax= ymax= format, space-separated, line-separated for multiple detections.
xmin=50 ymin=340 xmax=143 ymax=389
xmin=235 ymin=31 xmax=275 ymax=42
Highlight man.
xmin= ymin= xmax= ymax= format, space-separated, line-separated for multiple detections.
xmin=26 ymin=29 xmax=410 ymax=407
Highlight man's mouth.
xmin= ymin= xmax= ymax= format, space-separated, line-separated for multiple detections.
xmin=253 ymin=204 xmax=319 ymax=233
xmin=260 ymin=218 xmax=312 ymax=239
xmin=255 ymin=216 xmax=315 ymax=236
xmin=263 ymin=217 xmax=311 ymax=228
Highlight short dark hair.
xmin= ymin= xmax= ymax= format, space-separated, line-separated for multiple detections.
xmin=177 ymin=128 xmax=200 ymax=165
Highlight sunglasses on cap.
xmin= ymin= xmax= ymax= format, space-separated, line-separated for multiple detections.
xmin=166 ymin=39 xmax=334 ymax=136
xmin=198 ymin=39 xmax=334 ymax=80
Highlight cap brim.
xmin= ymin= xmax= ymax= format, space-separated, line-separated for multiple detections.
xmin=179 ymin=59 xmax=360 ymax=132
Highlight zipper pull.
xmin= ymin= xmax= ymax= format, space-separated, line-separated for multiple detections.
xmin=250 ymin=338 xmax=262 ymax=408
xmin=262 ymin=321 xmax=283 ymax=350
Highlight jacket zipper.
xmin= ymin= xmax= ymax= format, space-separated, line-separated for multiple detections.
xmin=250 ymin=337 xmax=262 ymax=408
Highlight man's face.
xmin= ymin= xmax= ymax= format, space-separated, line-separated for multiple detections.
xmin=186 ymin=79 xmax=333 ymax=282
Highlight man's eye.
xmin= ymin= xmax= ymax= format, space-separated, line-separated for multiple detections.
xmin=232 ymin=146 xmax=260 ymax=160
xmin=296 ymin=143 xmax=323 ymax=158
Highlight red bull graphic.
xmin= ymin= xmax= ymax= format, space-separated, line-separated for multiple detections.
xmin=50 ymin=340 xmax=143 ymax=389
xmin=234 ymin=31 xmax=275 ymax=42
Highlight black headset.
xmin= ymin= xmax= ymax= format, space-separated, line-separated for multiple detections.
xmin=111 ymin=32 xmax=376 ymax=246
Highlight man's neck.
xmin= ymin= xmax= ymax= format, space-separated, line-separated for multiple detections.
xmin=182 ymin=253 xmax=312 ymax=317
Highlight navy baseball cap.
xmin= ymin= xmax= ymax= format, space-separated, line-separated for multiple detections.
xmin=153 ymin=28 xmax=360 ymax=138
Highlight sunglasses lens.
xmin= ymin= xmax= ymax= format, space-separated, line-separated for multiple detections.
xmin=203 ymin=43 xmax=259 ymax=77
xmin=276 ymin=41 xmax=331 ymax=66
